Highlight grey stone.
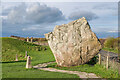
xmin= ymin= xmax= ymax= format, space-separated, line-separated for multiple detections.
xmin=27 ymin=37 xmax=29 ymax=42
xmin=15 ymin=54 xmax=18 ymax=61
xmin=45 ymin=17 xmax=101 ymax=67
xmin=25 ymin=51 xmax=28 ymax=58
xmin=31 ymin=37 xmax=33 ymax=43
xmin=26 ymin=56 xmax=32 ymax=68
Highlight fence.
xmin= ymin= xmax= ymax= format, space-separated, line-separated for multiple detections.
xmin=98 ymin=53 xmax=119 ymax=71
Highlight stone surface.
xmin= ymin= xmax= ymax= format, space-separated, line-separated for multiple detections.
xmin=31 ymin=37 xmax=33 ymax=43
xmin=27 ymin=37 xmax=29 ymax=42
xmin=25 ymin=51 xmax=28 ymax=58
xmin=15 ymin=54 xmax=18 ymax=61
xmin=45 ymin=17 xmax=101 ymax=67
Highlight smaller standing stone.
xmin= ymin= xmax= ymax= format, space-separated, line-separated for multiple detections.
xmin=31 ymin=37 xmax=33 ymax=43
xmin=25 ymin=51 xmax=28 ymax=58
xmin=26 ymin=56 xmax=32 ymax=68
xmin=15 ymin=54 xmax=18 ymax=61
xmin=27 ymin=37 xmax=29 ymax=42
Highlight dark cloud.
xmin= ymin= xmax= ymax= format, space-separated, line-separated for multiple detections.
xmin=7 ymin=3 xmax=65 ymax=24
xmin=26 ymin=3 xmax=65 ymax=24
xmin=68 ymin=11 xmax=98 ymax=21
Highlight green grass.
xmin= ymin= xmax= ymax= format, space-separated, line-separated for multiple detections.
xmin=2 ymin=37 xmax=120 ymax=78
xmin=47 ymin=63 xmax=119 ymax=78
xmin=2 ymin=37 xmax=49 ymax=61
xmin=102 ymin=47 xmax=118 ymax=53
xmin=2 ymin=37 xmax=79 ymax=78
xmin=2 ymin=62 xmax=78 ymax=78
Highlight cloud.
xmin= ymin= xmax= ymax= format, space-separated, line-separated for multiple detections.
xmin=8 ymin=3 xmax=27 ymax=24
xmin=2 ymin=2 xmax=118 ymax=38
xmin=1 ymin=16 xmax=8 ymax=19
xmin=93 ymin=3 xmax=117 ymax=10
xmin=108 ymin=30 xmax=119 ymax=33
xmin=22 ymin=27 xmax=38 ymax=31
xmin=26 ymin=3 xmax=65 ymax=24
xmin=68 ymin=11 xmax=98 ymax=21
xmin=7 ymin=3 xmax=65 ymax=24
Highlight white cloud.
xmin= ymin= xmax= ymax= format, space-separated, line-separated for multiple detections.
xmin=7 ymin=3 xmax=65 ymax=24
xmin=22 ymin=27 xmax=38 ymax=31
xmin=0 ymin=16 xmax=8 ymax=19
xmin=108 ymin=30 xmax=119 ymax=33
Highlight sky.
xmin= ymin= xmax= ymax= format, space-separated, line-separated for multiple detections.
xmin=1 ymin=2 xmax=118 ymax=38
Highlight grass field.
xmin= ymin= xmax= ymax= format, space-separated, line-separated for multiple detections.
xmin=1 ymin=37 xmax=120 ymax=78
xmin=2 ymin=62 xmax=78 ymax=78
xmin=2 ymin=37 xmax=79 ymax=78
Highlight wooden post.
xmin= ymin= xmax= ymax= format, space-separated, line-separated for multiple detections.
xmin=31 ymin=37 xmax=33 ymax=43
xmin=27 ymin=37 xmax=29 ymax=42
xmin=15 ymin=54 xmax=18 ymax=61
xmin=98 ymin=54 xmax=101 ymax=65
xmin=26 ymin=56 xmax=32 ymax=68
xmin=112 ymin=59 xmax=114 ymax=68
xmin=25 ymin=51 xmax=27 ymax=58
xmin=119 ymin=63 xmax=120 ymax=76
xmin=118 ymin=49 xmax=120 ymax=75
xmin=106 ymin=56 xmax=109 ymax=69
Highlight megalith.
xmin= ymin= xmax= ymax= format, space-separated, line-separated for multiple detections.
xmin=45 ymin=17 xmax=101 ymax=67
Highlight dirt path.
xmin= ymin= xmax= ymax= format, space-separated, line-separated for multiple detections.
xmin=33 ymin=62 xmax=100 ymax=79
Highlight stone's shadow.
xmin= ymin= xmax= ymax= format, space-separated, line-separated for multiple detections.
xmin=2 ymin=60 xmax=26 ymax=63
xmin=46 ymin=56 xmax=99 ymax=68
xmin=86 ymin=56 xmax=99 ymax=65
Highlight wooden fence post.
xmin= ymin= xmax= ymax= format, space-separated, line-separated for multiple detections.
xmin=106 ymin=56 xmax=109 ymax=69
xmin=98 ymin=54 xmax=101 ymax=65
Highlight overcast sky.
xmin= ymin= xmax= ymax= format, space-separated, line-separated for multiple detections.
xmin=1 ymin=2 xmax=118 ymax=38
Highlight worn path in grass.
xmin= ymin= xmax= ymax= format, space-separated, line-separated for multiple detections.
xmin=33 ymin=62 xmax=100 ymax=79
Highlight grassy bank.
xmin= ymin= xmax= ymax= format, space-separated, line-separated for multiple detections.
xmin=101 ymin=37 xmax=119 ymax=54
xmin=102 ymin=47 xmax=118 ymax=53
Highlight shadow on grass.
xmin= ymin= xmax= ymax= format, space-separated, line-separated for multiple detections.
xmin=86 ymin=56 xmax=99 ymax=66
xmin=2 ymin=60 xmax=26 ymax=63
xmin=46 ymin=56 xmax=99 ymax=68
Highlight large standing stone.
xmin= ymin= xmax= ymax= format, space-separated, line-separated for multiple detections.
xmin=45 ymin=17 xmax=101 ymax=67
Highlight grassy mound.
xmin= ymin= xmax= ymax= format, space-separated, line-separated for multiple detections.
xmin=103 ymin=37 xmax=120 ymax=53
xmin=2 ymin=37 xmax=48 ymax=62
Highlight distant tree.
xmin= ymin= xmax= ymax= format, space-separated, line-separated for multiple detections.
xmin=104 ymin=37 xmax=116 ymax=49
